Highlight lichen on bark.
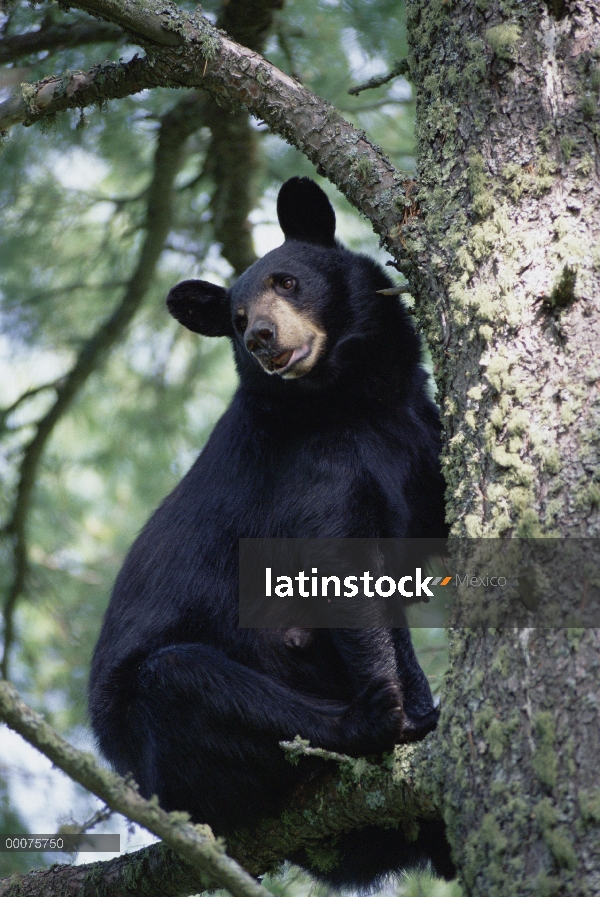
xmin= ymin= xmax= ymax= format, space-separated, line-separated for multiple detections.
xmin=404 ymin=1 xmax=600 ymax=893
xmin=405 ymin=0 xmax=600 ymax=540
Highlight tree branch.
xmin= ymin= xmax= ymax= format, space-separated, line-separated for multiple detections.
xmin=348 ymin=59 xmax=410 ymax=96
xmin=1 ymin=0 xmax=410 ymax=247
xmin=0 ymin=680 xmax=273 ymax=897
xmin=0 ymin=55 xmax=162 ymax=133
xmin=0 ymin=18 xmax=124 ymax=64
xmin=0 ymin=381 xmax=63 ymax=433
xmin=71 ymin=0 xmax=186 ymax=48
xmin=0 ymin=681 xmax=442 ymax=897
xmin=0 ymin=841 xmax=202 ymax=897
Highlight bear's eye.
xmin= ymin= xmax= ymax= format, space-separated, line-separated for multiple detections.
xmin=235 ymin=314 xmax=248 ymax=334
xmin=281 ymin=276 xmax=296 ymax=291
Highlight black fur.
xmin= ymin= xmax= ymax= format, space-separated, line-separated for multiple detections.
xmin=89 ymin=177 xmax=453 ymax=887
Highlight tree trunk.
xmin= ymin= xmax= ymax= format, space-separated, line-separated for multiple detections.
xmin=404 ymin=0 xmax=600 ymax=893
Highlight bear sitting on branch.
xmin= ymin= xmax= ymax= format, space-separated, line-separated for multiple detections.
xmin=89 ymin=177 xmax=453 ymax=887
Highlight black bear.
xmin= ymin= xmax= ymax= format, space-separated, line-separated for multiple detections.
xmin=89 ymin=177 xmax=453 ymax=887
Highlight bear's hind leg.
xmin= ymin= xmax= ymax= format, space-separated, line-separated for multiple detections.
xmin=109 ymin=642 xmax=404 ymax=832
xmin=392 ymin=628 xmax=440 ymax=741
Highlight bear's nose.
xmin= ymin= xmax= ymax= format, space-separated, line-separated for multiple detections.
xmin=245 ymin=320 xmax=276 ymax=353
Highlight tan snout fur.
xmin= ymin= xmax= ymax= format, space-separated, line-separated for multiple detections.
xmin=245 ymin=291 xmax=326 ymax=379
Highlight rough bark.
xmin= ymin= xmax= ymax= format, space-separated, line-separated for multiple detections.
xmin=403 ymin=0 xmax=600 ymax=893
xmin=405 ymin=0 xmax=600 ymax=540
xmin=440 ymin=628 xmax=600 ymax=897
xmin=0 ymin=843 xmax=203 ymax=897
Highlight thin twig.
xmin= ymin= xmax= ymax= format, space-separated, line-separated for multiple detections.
xmin=280 ymin=737 xmax=357 ymax=765
xmin=348 ymin=59 xmax=410 ymax=96
xmin=338 ymin=97 xmax=409 ymax=113
xmin=376 ymin=286 xmax=412 ymax=296
xmin=0 ymin=380 xmax=63 ymax=433
xmin=60 ymin=803 xmax=114 ymax=836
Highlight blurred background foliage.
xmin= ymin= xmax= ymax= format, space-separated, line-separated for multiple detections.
xmin=0 ymin=0 xmax=457 ymax=891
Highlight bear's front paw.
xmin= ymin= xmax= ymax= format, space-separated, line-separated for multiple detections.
xmin=342 ymin=676 xmax=405 ymax=755
xmin=398 ymin=705 xmax=440 ymax=743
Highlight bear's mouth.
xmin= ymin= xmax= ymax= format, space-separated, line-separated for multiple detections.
xmin=265 ymin=349 xmax=293 ymax=371
xmin=260 ymin=344 xmax=311 ymax=376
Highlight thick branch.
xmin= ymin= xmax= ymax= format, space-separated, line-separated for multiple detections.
xmin=0 ymin=842 xmax=201 ymax=897
xmin=0 ymin=680 xmax=272 ymax=897
xmin=0 ymin=18 xmax=123 ymax=64
xmin=0 ymin=683 xmax=442 ymax=897
xmin=2 ymin=0 xmax=410 ymax=248
xmin=71 ymin=0 xmax=185 ymax=47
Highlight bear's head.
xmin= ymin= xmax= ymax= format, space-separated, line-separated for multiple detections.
xmin=167 ymin=177 xmax=419 ymax=390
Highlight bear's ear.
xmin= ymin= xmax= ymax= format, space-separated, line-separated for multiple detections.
xmin=277 ymin=177 xmax=336 ymax=246
xmin=167 ymin=280 xmax=233 ymax=337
